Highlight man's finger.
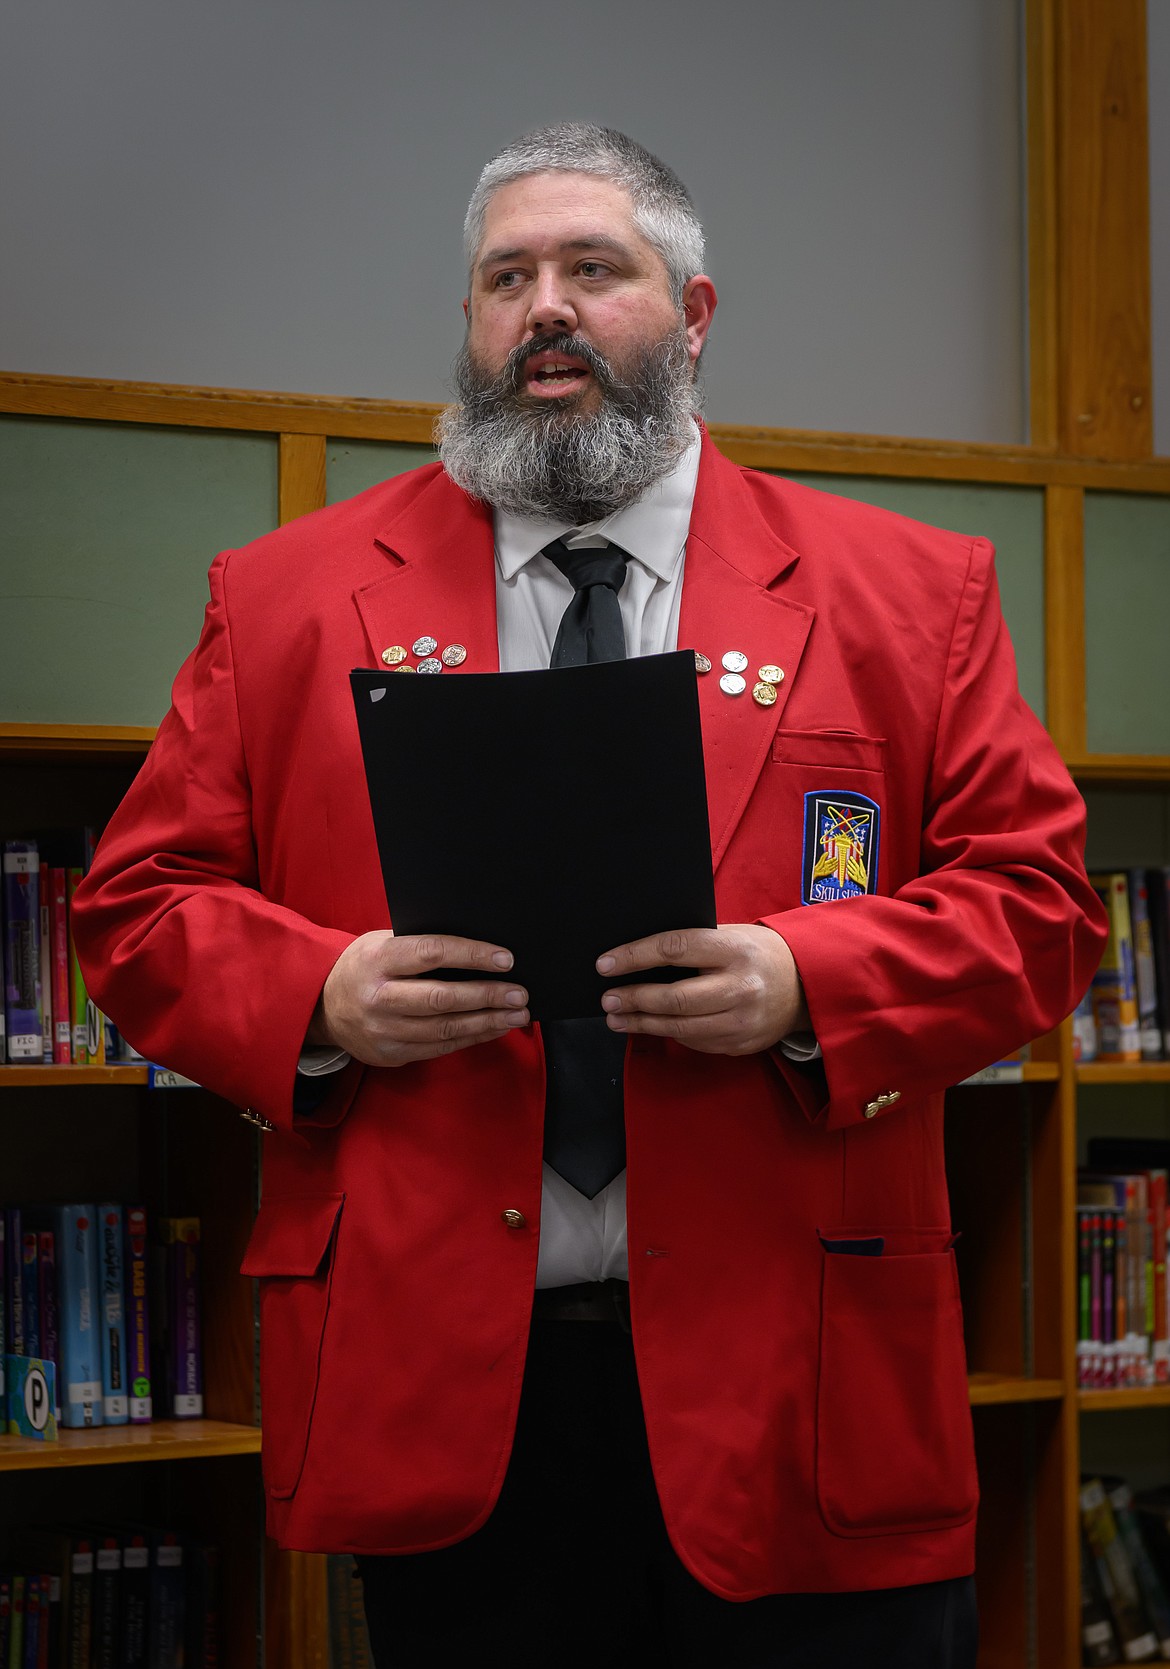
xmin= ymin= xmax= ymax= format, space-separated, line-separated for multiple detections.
xmin=386 ymin=934 xmax=516 ymax=975
xmin=604 ymin=1006 xmax=751 ymax=1047
xmin=377 ymin=1006 xmax=530 ymax=1047
xmin=378 ymin=978 xmax=528 ymax=1019
xmin=596 ymin=928 xmax=724 ymax=976
xmin=600 ymin=972 xmax=735 ymax=1019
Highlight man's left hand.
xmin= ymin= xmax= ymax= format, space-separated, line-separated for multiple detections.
xmin=596 ymin=925 xmax=810 ymax=1055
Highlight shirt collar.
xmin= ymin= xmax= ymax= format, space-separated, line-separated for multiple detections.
xmin=494 ymin=424 xmax=702 ymax=585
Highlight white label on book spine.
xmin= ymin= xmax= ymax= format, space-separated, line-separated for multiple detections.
xmin=157 ymin=1545 xmax=183 ymax=1568
xmin=123 ymin=1547 xmax=148 ymax=1570
xmin=71 ymin=1552 xmax=94 ymax=1575
xmin=130 ymin=1395 xmax=152 ymax=1420
xmin=7 ymin=1033 xmax=40 ymax=1059
xmin=1126 ymin=1636 xmax=1159 ymax=1663
xmin=96 ymin=1549 xmax=120 ymax=1571
xmin=172 ymin=1392 xmax=203 ymax=1417
xmin=3 ymin=852 xmax=35 ymax=875
xmin=104 ymin=1394 xmax=128 ymax=1420
xmin=68 ymin=1378 xmax=102 ymax=1404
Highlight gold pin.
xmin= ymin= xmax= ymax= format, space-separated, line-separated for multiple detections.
xmin=441 ymin=644 xmax=467 ymax=667
xmin=392 ymin=664 xmax=415 ymax=673
xmin=753 ymin=681 xmax=778 ymax=707
xmin=758 ymin=664 xmax=785 ymax=685
xmin=693 ymin=651 xmax=712 ymax=674
xmin=381 ymin=645 xmax=407 ymax=666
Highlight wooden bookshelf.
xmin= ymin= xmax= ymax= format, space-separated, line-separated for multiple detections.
xmin=1079 ymin=1387 xmax=1170 ymax=1413
xmin=1076 ymin=1061 xmax=1170 ymax=1085
xmin=0 ymin=1419 xmax=261 ymax=1472
xmin=967 ymin=1374 xmax=1065 ymax=1406
xmin=0 ymin=1064 xmax=150 ymax=1085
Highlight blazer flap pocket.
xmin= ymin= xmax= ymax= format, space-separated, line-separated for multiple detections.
xmin=241 ymin=1192 xmax=345 ymax=1278
xmin=773 ymin=729 xmax=887 ymax=771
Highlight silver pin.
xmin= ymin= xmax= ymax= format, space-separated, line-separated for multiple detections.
xmin=412 ymin=635 xmax=438 ymax=657
xmin=719 ymin=673 xmax=747 ymax=696
xmin=417 ymin=657 xmax=443 ymax=674
xmin=721 ymin=650 xmax=748 ymax=674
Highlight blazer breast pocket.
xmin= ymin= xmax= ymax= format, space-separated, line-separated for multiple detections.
xmin=772 ymin=728 xmax=887 ymax=774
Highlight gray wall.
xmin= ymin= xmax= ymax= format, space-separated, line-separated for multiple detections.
xmin=1 ymin=0 xmax=1025 ymax=442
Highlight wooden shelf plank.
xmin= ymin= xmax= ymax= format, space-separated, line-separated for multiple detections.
xmin=968 ymin=1374 xmax=1065 ymax=1406
xmin=0 ymin=1065 xmax=149 ymax=1086
xmin=1069 ymin=755 xmax=1170 ymax=785
xmin=955 ymin=1061 xmax=1060 ymax=1086
xmin=1076 ymin=1062 xmax=1170 ymax=1085
xmin=0 ymin=722 xmax=156 ymax=761
xmin=1078 ymin=1386 xmax=1170 ymax=1412
xmin=0 ymin=1418 xmax=261 ymax=1471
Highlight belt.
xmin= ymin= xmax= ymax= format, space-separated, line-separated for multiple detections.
xmin=532 ymin=1278 xmax=631 ymax=1331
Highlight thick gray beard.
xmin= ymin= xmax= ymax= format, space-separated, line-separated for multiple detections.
xmin=436 ymin=328 xmax=701 ymax=525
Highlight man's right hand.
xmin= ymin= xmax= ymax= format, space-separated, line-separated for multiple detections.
xmin=307 ymin=932 xmax=530 ymax=1068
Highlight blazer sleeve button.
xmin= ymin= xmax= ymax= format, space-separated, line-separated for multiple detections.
xmin=501 ymin=1209 xmax=527 ymax=1229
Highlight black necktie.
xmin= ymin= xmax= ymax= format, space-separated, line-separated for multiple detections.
xmin=540 ymin=536 xmax=630 ymax=1198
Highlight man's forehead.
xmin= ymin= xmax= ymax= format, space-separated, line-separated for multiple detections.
xmin=477 ymin=171 xmax=640 ymax=243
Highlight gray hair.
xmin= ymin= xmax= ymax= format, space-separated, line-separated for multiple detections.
xmin=463 ymin=124 xmax=705 ymax=306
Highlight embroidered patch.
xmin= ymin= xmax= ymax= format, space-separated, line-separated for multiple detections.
xmin=801 ymin=791 xmax=881 ymax=905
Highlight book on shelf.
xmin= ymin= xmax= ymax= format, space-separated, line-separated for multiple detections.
xmin=97 ymin=1203 xmax=129 ymax=1426
xmin=1077 ymin=1155 xmax=1170 ymax=1389
xmin=157 ymin=1219 xmax=203 ymax=1420
xmin=1090 ymin=872 xmax=1142 ymax=1063
xmin=1080 ymin=1476 xmax=1160 ymax=1661
xmin=3 ymin=841 xmax=41 ymax=1063
xmin=1131 ymin=870 xmax=1164 ymax=1062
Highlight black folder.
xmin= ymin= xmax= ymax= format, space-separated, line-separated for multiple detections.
xmin=350 ymin=652 xmax=717 ymax=1021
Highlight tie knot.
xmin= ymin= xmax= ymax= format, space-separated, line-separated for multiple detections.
xmin=543 ymin=538 xmax=628 ymax=597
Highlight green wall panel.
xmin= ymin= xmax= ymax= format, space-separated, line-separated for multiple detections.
xmin=783 ymin=474 xmax=1046 ymax=721
xmin=326 ymin=439 xmax=433 ymax=505
xmin=1085 ymin=492 xmax=1170 ymax=756
xmin=0 ymin=416 xmax=278 ymax=725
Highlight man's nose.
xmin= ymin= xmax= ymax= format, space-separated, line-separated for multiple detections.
xmin=525 ymin=271 xmax=578 ymax=337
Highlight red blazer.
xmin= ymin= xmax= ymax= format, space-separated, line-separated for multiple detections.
xmin=74 ymin=432 xmax=1105 ymax=1598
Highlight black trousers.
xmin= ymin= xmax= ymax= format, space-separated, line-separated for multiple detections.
xmin=357 ymin=1308 xmax=978 ymax=1668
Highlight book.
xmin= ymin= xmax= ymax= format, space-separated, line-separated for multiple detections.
xmin=1148 ymin=869 xmax=1170 ymax=1061
xmin=119 ymin=1530 xmax=150 ymax=1669
xmin=22 ymin=1530 xmax=94 ymax=1669
xmin=1091 ymin=872 xmax=1142 ymax=1062
xmin=1074 ymin=985 xmax=1100 ymax=1064
xmin=97 ymin=1204 xmax=128 ymax=1425
xmin=66 ymin=867 xmax=87 ymax=1064
xmin=90 ymin=1532 xmax=121 ymax=1669
xmin=1130 ymin=871 xmax=1164 ymax=1060
xmin=1106 ymin=1478 xmax=1170 ymax=1658
xmin=53 ymin=1204 xmax=103 ymax=1428
xmin=124 ymin=1207 xmax=152 ymax=1423
xmin=146 ymin=1533 xmax=184 ymax=1669
xmin=20 ymin=1229 xmax=40 ymax=1359
xmin=158 ymin=1218 xmax=202 ymax=1419
xmin=1081 ymin=1476 xmax=1159 ymax=1661
xmin=183 ymin=1542 xmax=221 ymax=1669
xmin=38 ymin=1231 xmax=59 ymax=1418
xmin=5 ymin=1207 xmax=24 ymax=1357
xmin=47 ymin=866 xmax=71 ymax=1064
xmin=3 ymin=840 xmax=42 ymax=1060
xmin=1082 ymin=1528 xmax=1122 ymax=1665
xmin=39 ymin=856 xmax=51 ymax=1064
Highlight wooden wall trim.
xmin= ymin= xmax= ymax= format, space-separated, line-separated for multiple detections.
xmin=1044 ymin=484 xmax=1087 ymax=758
xmin=279 ymin=434 xmax=327 ymax=524
xmin=4 ymin=371 xmax=1170 ymax=493
xmin=1055 ymin=0 xmax=1153 ymax=458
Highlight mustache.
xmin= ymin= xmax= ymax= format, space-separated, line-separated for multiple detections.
xmin=503 ymin=334 xmax=618 ymax=395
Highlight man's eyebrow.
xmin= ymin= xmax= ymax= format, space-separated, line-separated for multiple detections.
xmin=476 ymin=234 xmax=637 ymax=275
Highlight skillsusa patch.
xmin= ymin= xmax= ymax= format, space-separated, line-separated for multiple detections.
xmin=801 ymin=791 xmax=881 ymax=905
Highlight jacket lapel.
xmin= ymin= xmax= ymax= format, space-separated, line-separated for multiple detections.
xmin=353 ymin=471 xmax=500 ymax=675
xmin=681 ymin=436 xmax=816 ymax=870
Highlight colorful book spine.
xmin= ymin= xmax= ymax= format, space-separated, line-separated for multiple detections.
xmin=1149 ymin=1172 xmax=1169 ymax=1384
xmin=98 ymin=1202 xmax=128 ymax=1424
xmin=53 ymin=1204 xmax=103 ymax=1428
xmin=4 ymin=840 xmax=42 ymax=1060
xmin=1130 ymin=870 xmax=1164 ymax=1062
xmin=160 ymin=1217 xmax=203 ymax=1418
xmin=1090 ymin=872 xmax=1142 ymax=1062
xmin=1077 ymin=1208 xmax=1094 ymax=1388
xmin=39 ymin=857 xmax=52 ymax=1064
xmin=1073 ymin=986 xmax=1099 ymax=1064
xmin=48 ymin=866 xmax=71 ymax=1064
xmin=38 ymin=1230 xmax=59 ymax=1417
xmin=125 ymin=1206 xmax=153 ymax=1423
xmin=66 ymin=868 xmax=87 ymax=1063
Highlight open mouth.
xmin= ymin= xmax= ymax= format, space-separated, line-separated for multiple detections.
xmin=524 ymin=353 xmax=592 ymax=396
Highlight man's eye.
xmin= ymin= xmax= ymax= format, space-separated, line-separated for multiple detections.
xmin=578 ymin=261 xmax=609 ymax=278
xmin=494 ymin=271 xmax=522 ymax=289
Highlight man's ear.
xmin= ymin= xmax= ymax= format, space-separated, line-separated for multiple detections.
xmin=463 ymin=298 xmax=470 ymax=323
xmin=681 ymin=275 xmax=717 ymax=362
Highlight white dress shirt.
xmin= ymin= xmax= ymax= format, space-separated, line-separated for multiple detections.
xmin=300 ymin=424 xmax=816 ymax=1285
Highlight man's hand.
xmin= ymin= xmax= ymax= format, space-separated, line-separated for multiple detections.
xmin=596 ymin=924 xmax=810 ymax=1055
xmin=308 ymin=932 xmax=529 ymax=1068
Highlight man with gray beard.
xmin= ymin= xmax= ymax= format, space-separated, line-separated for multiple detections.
xmin=75 ymin=123 xmax=1105 ymax=1667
